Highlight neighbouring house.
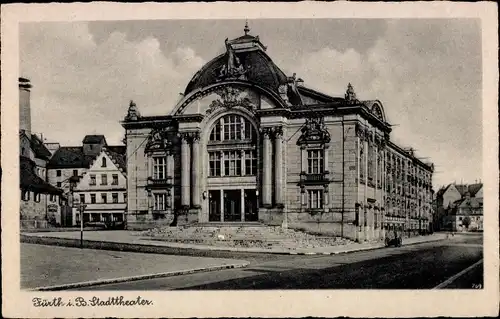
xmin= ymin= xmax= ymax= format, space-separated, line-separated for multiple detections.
xmin=437 ymin=182 xmax=483 ymax=231
xmin=71 ymin=147 xmax=127 ymax=226
xmin=19 ymin=77 xmax=66 ymax=228
xmin=121 ymin=22 xmax=435 ymax=241
xmin=46 ymin=135 xmax=126 ymax=226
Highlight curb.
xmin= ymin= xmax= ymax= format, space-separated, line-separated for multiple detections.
xmin=22 ymin=234 xmax=447 ymax=256
xmin=432 ymin=259 xmax=484 ymax=289
xmin=29 ymin=262 xmax=250 ymax=291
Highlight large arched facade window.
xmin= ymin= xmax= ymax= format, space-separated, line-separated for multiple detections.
xmin=207 ymin=114 xmax=257 ymax=177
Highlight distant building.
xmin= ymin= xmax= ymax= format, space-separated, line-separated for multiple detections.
xmin=121 ymin=23 xmax=434 ymax=241
xmin=46 ymin=135 xmax=126 ymax=226
xmin=19 ymin=78 xmax=65 ymax=228
xmin=436 ymin=182 xmax=483 ymax=231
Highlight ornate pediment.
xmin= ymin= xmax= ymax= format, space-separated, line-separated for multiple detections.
xmin=145 ymin=128 xmax=173 ymax=153
xmin=297 ymin=117 xmax=331 ymax=145
xmin=206 ymin=86 xmax=256 ymax=115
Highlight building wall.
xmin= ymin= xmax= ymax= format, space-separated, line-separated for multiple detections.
xmin=20 ymin=191 xmax=64 ymax=227
xmin=48 ymin=168 xmax=85 ymax=193
xmin=125 ymin=127 xmax=151 ymax=227
xmin=443 ymin=214 xmax=483 ymax=232
xmin=72 ymin=151 xmax=128 ymax=225
xmin=442 ymin=185 xmax=462 ymax=208
xmin=123 ymin=86 xmax=434 ymax=240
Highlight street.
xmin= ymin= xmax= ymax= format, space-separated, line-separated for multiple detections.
xmin=68 ymin=233 xmax=482 ymax=290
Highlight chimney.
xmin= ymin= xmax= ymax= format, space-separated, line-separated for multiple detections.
xmin=19 ymin=77 xmax=32 ymax=137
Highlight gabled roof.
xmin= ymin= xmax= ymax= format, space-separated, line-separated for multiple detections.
xmin=20 ymin=156 xmax=62 ymax=194
xmin=47 ymin=146 xmax=94 ymax=169
xmin=450 ymin=197 xmax=483 ymax=215
xmin=107 ymin=145 xmax=126 ymax=155
xmin=455 ymin=184 xmax=469 ymax=196
xmin=82 ymin=135 xmax=107 ymax=144
xmin=30 ymin=134 xmax=52 ymax=160
xmin=467 ymin=183 xmax=483 ymax=197
xmin=19 ymin=131 xmax=52 ymax=161
xmin=105 ymin=148 xmax=127 ymax=173
xmin=48 ymin=145 xmax=126 ymax=169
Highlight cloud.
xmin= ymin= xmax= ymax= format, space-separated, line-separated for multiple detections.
xmin=289 ymin=20 xmax=481 ymax=187
xmin=20 ymin=20 xmax=481 ymax=187
xmin=20 ymin=22 xmax=205 ymax=146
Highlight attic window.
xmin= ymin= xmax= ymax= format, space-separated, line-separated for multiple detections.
xmin=102 ymin=157 xmax=107 ymax=167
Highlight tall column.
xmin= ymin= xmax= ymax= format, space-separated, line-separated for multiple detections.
xmin=262 ymin=128 xmax=272 ymax=207
xmin=180 ymin=133 xmax=191 ymax=208
xmin=166 ymin=150 xmax=174 ymax=209
xmin=191 ymin=131 xmax=201 ymax=208
xmin=274 ymin=127 xmax=283 ymax=206
xmin=241 ymin=189 xmax=245 ymax=221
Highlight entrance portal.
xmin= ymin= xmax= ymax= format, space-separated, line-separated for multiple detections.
xmin=208 ymin=189 xmax=258 ymax=222
xmin=224 ymin=190 xmax=241 ymax=221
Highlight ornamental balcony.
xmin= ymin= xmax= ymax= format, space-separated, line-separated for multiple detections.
xmin=299 ymin=171 xmax=330 ymax=185
xmin=147 ymin=176 xmax=173 ymax=188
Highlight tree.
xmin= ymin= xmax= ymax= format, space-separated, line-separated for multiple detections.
xmin=462 ymin=216 xmax=471 ymax=230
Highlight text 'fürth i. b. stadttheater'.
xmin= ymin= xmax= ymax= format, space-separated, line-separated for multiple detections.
xmin=122 ymin=23 xmax=435 ymax=242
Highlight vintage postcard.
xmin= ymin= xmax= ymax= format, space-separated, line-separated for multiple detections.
xmin=1 ymin=1 xmax=499 ymax=318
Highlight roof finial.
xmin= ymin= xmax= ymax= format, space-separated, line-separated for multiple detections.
xmin=244 ymin=20 xmax=250 ymax=35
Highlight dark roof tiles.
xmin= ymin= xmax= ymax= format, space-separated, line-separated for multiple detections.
xmin=20 ymin=157 xmax=62 ymax=194
xmin=82 ymin=135 xmax=106 ymax=144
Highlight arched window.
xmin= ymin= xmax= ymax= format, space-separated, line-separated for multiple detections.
xmin=102 ymin=157 xmax=107 ymax=167
xmin=208 ymin=115 xmax=257 ymax=177
xmin=209 ymin=115 xmax=254 ymax=142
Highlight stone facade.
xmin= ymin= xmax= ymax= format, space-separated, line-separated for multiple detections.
xmin=121 ymin=25 xmax=434 ymax=240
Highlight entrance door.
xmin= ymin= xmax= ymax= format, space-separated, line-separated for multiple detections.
xmin=208 ymin=190 xmax=221 ymax=222
xmin=224 ymin=190 xmax=241 ymax=222
xmin=244 ymin=189 xmax=258 ymax=221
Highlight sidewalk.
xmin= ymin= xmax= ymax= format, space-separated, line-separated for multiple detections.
xmin=22 ymin=230 xmax=448 ymax=255
xmin=22 ymin=243 xmax=249 ymax=291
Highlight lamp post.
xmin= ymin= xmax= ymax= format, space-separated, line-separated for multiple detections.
xmin=68 ymin=175 xmax=86 ymax=248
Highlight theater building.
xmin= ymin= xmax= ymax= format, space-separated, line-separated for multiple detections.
xmin=122 ymin=24 xmax=434 ymax=241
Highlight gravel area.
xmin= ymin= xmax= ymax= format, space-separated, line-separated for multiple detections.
xmin=139 ymin=226 xmax=356 ymax=250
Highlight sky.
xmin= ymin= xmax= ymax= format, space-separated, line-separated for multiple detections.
xmin=19 ymin=19 xmax=482 ymax=188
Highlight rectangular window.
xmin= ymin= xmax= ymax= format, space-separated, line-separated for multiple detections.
xmin=79 ymin=194 xmax=85 ymax=204
xmin=223 ymin=150 xmax=241 ymax=176
xmin=112 ymin=193 xmax=118 ymax=203
xmin=90 ymin=194 xmax=96 ymax=204
xmin=154 ymin=193 xmax=167 ymax=211
xmin=112 ymin=174 xmax=119 ymax=185
xmin=56 ymin=170 xmax=61 ymax=177
xmin=209 ymin=152 xmax=221 ymax=177
xmin=307 ymin=190 xmax=323 ymax=209
xmin=56 ymin=182 xmax=62 ymax=187
xmin=73 ymin=169 xmax=78 ymax=177
xmin=153 ymin=157 xmax=167 ymax=179
xmin=307 ymin=150 xmax=324 ymax=174
xmin=22 ymin=190 xmax=30 ymax=201
xmin=50 ymin=194 xmax=55 ymax=202
xmin=90 ymin=175 xmax=96 ymax=186
xmin=101 ymin=174 xmax=107 ymax=185
xmin=101 ymin=193 xmax=107 ymax=203
xmin=223 ymin=115 xmax=242 ymax=140
xmin=34 ymin=193 xmax=41 ymax=203
xmin=244 ymin=150 xmax=257 ymax=175
xmin=123 ymin=192 xmax=127 ymax=203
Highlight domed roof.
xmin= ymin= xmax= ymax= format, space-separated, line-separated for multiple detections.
xmin=184 ymin=23 xmax=288 ymax=96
